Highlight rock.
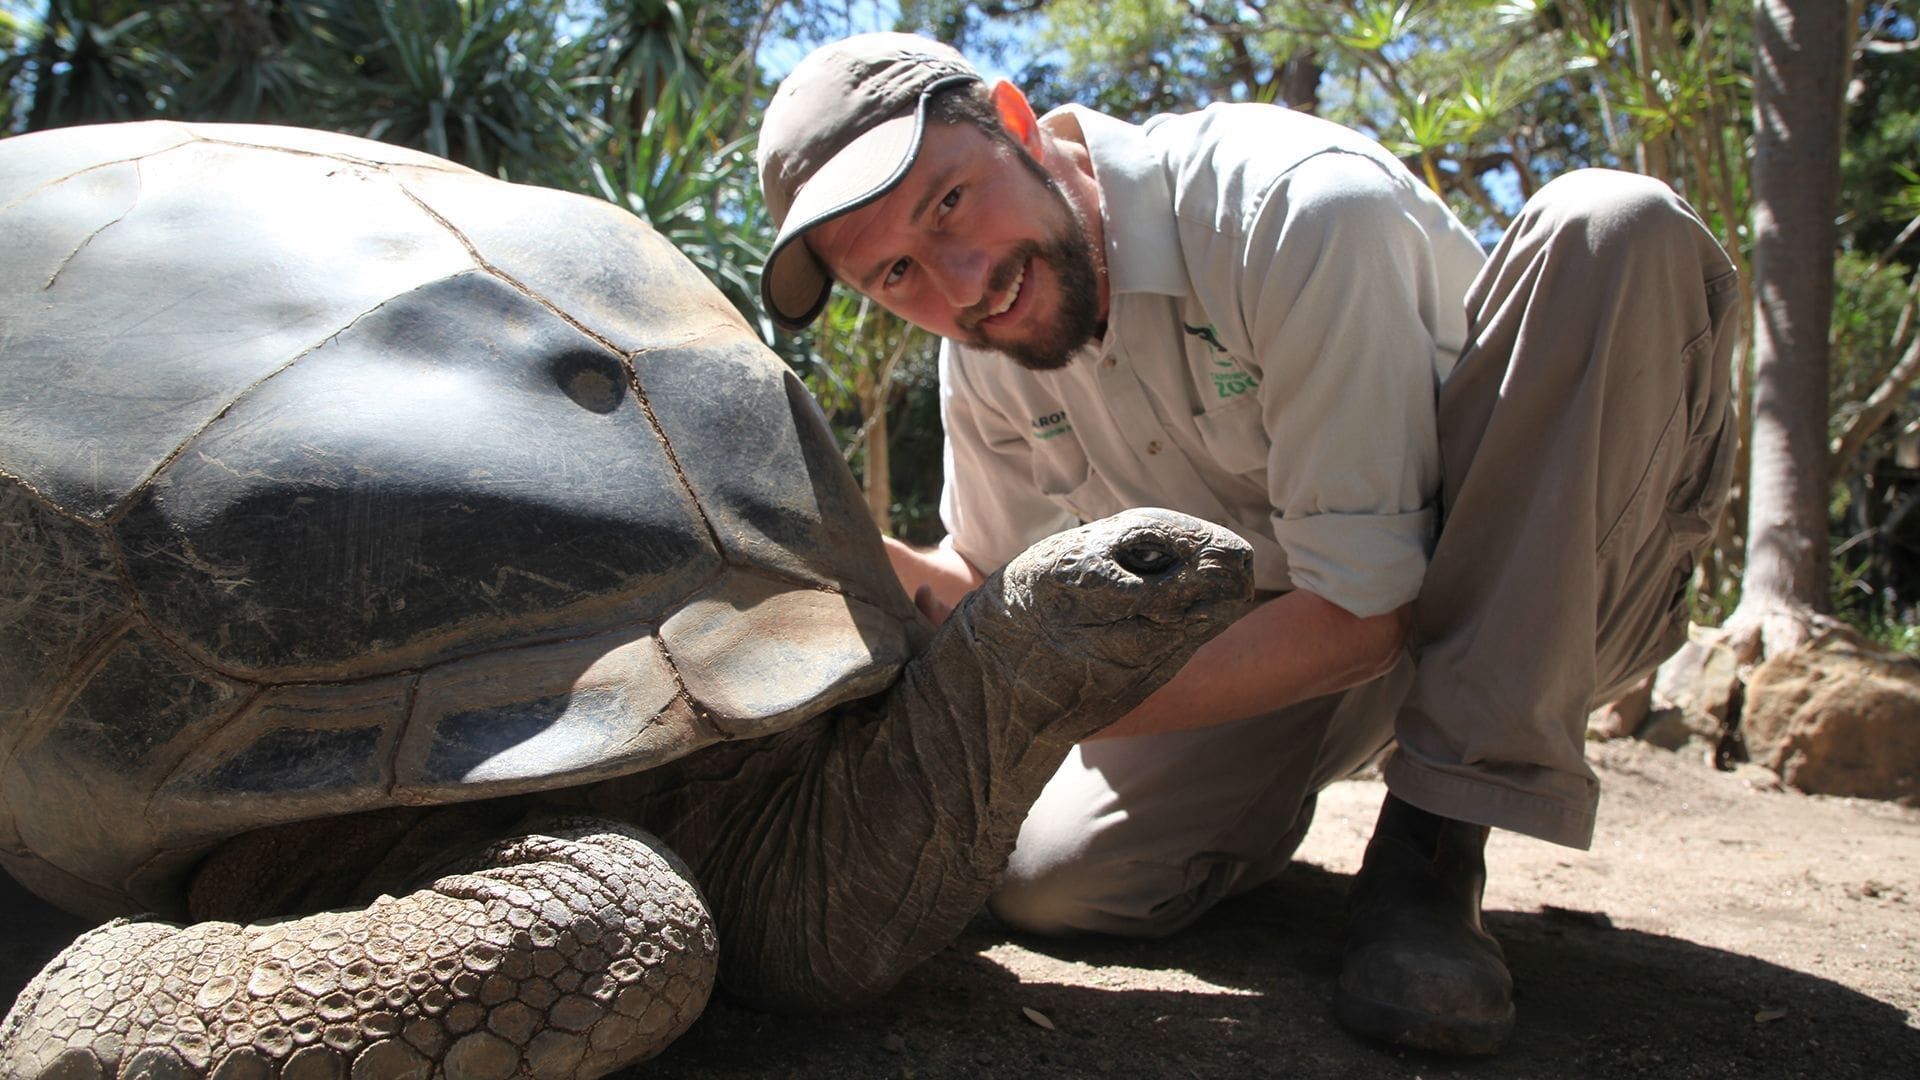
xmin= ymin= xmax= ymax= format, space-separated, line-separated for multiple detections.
xmin=1650 ymin=633 xmax=1741 ymax=746
xmin=1728 ymin=762 xmax=1785 ymax=793
xmin=1589 ymin=674 xmax=1654 ymax=741
xmin=1637 ymin=706 xmax=1699 ymax=751
xmin=1742 ymin=642 xmax=1920 ymax=803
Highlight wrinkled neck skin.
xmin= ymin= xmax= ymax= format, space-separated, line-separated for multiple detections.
xmin=600 ymin=566 xmax=1210 ymax=1016
xmin=909 ymin=569 xmax=1195 ymax=837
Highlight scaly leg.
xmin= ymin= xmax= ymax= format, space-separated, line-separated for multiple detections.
xmin=0 ymin=820 xmax=714 ymax=1079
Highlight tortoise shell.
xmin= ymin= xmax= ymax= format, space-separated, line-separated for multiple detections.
xmin=0 ymin=122 xmax=920 ymax=917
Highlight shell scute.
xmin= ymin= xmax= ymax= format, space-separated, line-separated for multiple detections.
xmin=634 ymin=342 xmax=900 ymax=605
xmin=390 ymin=166 xmax=740 ymax=358
xmin=0 ymin=119 xmax=193 ymax=203
xmin=0 ymin=135 xmax=473 ymax=521
xmin=396 ymin=630 xmax=701 ymax=799
xmin=661 ymin=572 xmax=908 ymax=737
xmin=6 ymin=627 xmax=250 ymax=912
xmin=110 ymin=270 xmax=719 ymax=684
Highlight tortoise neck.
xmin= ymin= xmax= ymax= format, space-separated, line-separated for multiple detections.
xmin=893 ymin=576 xmax=1117 ymax=817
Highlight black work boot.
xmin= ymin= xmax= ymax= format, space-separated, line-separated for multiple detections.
xmin=1335 ymin=794 xmax=1515 ymax=1054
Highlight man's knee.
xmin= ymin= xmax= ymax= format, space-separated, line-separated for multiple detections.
xmin=989 ymin=808 xmax=1135 ymax=936
xmin=1520 ymin=169 xmax=1730 ymax=278
xmin=986 ymin=862 xmax=1107 ymax=936
xmin=987 ymin=848 xmax=1243 ymax=939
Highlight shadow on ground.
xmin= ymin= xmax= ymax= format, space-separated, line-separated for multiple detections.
xmin=642 ymin=862 xmax=1919 ymax=1079
xmin=3 ymin=864 xmax=1914 ymax=1079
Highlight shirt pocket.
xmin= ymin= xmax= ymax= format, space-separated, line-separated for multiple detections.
xmin=1192 ymin=394 xmax=1269 ymax=476
xmin=1027 ymin=436 xmax=1101 ymax=522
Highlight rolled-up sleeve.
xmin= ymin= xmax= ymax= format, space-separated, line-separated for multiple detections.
xmin=1234 ymin=152 xmax=1449 ymax=617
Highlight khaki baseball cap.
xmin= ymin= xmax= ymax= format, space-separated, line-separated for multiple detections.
xmin=757 ymin=33 xmax=983 ymax=330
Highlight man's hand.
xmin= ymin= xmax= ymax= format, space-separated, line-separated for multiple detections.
xmin=884 ymin=532 xmax=1407 ymax=735
xmin=1092 ymin=590 xmax=1412 ymax=741
xmin=884 ymin=535 xmax=984 ymax=627
xmin=912 ymin=584 xmax=954 ymax=627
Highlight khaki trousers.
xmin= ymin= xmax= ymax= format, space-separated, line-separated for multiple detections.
xmin=989 ymin=170 xmax=1739 ymax=937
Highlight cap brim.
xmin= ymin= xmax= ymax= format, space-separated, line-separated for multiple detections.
xmin=760 ymin=95 xmax=947 ymax=331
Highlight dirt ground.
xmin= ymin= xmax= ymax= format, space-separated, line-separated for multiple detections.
xmin=3 ymin=739 xmax=1916 ymax=1078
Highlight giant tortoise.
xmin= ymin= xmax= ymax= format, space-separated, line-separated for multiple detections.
xmin=0 ymin=122 xmax=1255 ymax=1078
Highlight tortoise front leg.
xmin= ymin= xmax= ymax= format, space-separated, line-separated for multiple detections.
xmin=0 ymin=820 xmax=715 ymax=1079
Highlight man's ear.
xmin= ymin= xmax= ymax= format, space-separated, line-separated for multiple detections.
xmin=991 ymin=80 xmax=1042 ymax=155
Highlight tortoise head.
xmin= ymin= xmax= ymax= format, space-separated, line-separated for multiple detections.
xmin=975 ymin=508 xmax=1255 ymax=673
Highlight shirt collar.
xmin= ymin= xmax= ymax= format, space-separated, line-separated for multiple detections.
xmin=1042 ymin=104 xmax=1191 ymax=300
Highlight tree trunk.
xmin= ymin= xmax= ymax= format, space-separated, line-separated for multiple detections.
xmin=1278 ymin=48 xmax=1323 ymax=114
xmin=22 ymin=0 xmax=62 ymax=133
xmin=1626 ymin=0 xmax=1673 ymax=179
xmin=1722 ymin=0 xmax=1851 ymax=661
xmin=864 ymin=393 xmax=893 ymax=532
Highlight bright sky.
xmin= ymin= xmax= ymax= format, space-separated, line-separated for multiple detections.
xmin=757 ymin=0 xmax=1020 ymax=83
xmin=758 ymin=0 xmax=899 ymax=79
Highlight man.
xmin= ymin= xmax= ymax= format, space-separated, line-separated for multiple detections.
xmin=754 ymin=32 xmax=1737 ymax=1054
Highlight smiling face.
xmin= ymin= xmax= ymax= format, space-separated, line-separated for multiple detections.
xmin=804 ymin=103 xmax=1107 ymax=371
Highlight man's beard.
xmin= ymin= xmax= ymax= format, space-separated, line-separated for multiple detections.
xmin=958 ymin=178 xmax=1103 ymax=372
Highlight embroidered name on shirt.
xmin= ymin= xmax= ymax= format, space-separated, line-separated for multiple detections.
xmin=1210 ymin=357 xmax=1258 ymax=400
xmin=1031 ymin=410 xmax=1072 ymax=440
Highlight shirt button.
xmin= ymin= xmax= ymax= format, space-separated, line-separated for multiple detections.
xmin=1147 ymin=440 xmax=1162 ymax=455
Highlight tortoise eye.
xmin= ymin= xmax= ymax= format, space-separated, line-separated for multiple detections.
xmin=1115 ymin=542 xmax=1177 ymax=576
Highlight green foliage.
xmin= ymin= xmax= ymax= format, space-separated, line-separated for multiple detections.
xmin=1832 ymin=546 xmax=1920 ymax=656
xmin=1687 ymin=572 xmax=1739 ymax=631
xmin=1032 ymin=0 xmax=1248 ymax=115
xmin=284 ymin=0 xmax=596 ymax=181
xmin=0 ymin=5 xmax=29 ymax=127
xmin=1843 ymin=4 xmax=1920 ymax=262
xmin=590 ymin=66 xmax=767 ymax=326
xmin=591 ymin=0 xmax=696 ymax=111
xmin=883 ymin=345 xmax=947 ymax=544
xmin=795 ymin=289 xmax=944 ymax=534
xmin=1334 ymin=0 xmax=1418 ymax=52
xmin=908 ymin=1 xmax=1641 ymax=229
xmin=1830 ymin=251 xmax=1916 ymax=442
xmin=1890 ymin=165 xmax=1920 ymax=223
xmin=8 ymin=0 xmax=186 ymax=128
xmin=161 ymin=3 xmax=309 ymax=122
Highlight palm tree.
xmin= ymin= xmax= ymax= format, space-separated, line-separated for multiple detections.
xmin=285 ymin=0 xmax=599 ymax=182
xmin=8 ymin=0 xmax=183 ymax=131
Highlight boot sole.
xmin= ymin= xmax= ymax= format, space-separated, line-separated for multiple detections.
xmin=1333 ymin=984 xmax=1515 ymax=1055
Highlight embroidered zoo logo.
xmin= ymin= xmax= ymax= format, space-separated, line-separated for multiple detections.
xmin=1031 ymin=410 xmax=1072 ymax=440
xmin=1182 ymin=322 xmax=1226 ymax=353
xmin=1209 ymin=357 xmax=1257 ymax=400
xmin=1184 ymin=323 xmax=1257 ymax=399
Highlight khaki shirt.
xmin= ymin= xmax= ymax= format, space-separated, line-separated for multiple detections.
xmin=938 ymin=103 xmax=1486 ymax=617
